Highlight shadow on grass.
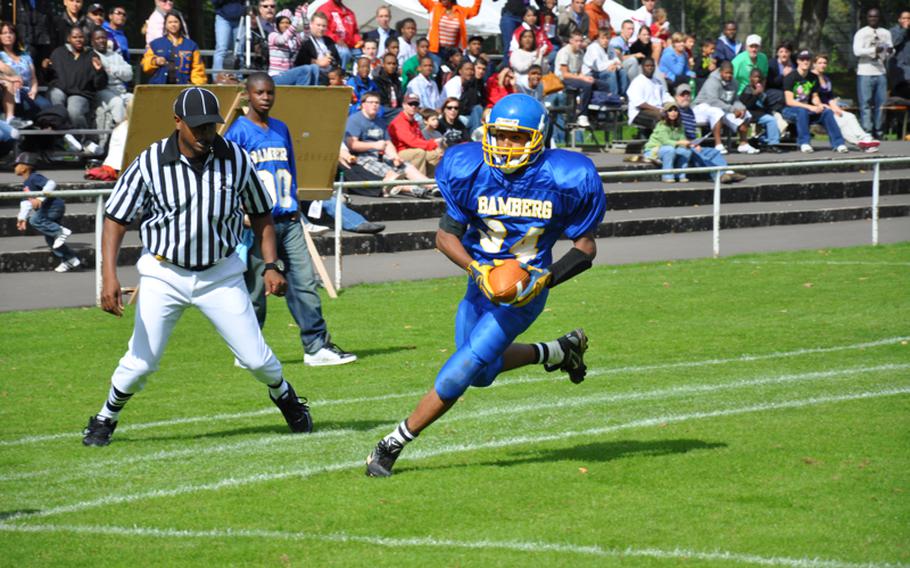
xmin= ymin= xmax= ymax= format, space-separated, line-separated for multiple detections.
xmin=117 ymin=419 xmax=387 ymax=443
xmin=399 ymin=439 xmax=727 ymax=474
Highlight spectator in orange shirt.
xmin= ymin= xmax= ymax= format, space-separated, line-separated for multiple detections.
xmin=388 ymin=92 xmax=444 ymax=175
xmin=585 ymin=0 xmax=612 ymax=42
xmin=418 ymin=0 xmax=482 ymax=66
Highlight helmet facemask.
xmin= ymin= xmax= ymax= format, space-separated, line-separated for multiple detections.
xmin=482 ymin=120 xmax=544 ymax=173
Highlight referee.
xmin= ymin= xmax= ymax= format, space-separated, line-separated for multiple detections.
xmin=83 ymin=87 xmax=313 ymax=447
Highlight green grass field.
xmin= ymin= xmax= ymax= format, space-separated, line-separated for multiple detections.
xmin=1 ymin=243 xmax=908 ymax=567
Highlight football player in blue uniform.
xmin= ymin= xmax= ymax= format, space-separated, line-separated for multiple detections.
xmin=366 ymin=93 xmax=607 ymax=477
xmin=226 ymin=72 xmax=357 ymax=367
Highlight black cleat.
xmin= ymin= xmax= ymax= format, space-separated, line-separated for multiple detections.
xmin=366 ymin=438 xmax=404 ymax=477
xmin=82 ymin=415 xmax=117 ymax=446
xmin=545 ymin=328 xmax=588 ymax=384
xmin=271 ymin=383 xmax=313 ymax=433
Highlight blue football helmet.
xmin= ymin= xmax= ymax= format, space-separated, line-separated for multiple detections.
xmin=482 ymin=93 xmax=548 ymax=172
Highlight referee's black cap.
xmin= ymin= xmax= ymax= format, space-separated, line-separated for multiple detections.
xmin=174 ymin=87 xmax=225 ymax=127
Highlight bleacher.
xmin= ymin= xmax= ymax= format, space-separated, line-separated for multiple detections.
xmin=2 ymin=142 xmax=909 ymax=274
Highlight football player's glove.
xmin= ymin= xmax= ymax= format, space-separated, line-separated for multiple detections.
xmin=511 ymin=262 xmax=551 ymax=307
xmin=467 ymin=260 xmax=502 ymax=302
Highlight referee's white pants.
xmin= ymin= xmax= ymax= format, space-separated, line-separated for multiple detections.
xmin=110 ymin=252 xmax=283 ymax=394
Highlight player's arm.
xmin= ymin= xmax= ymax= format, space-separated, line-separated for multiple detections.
xmin=437 ymin=214 xmax=499 ymax=302
xmin=101 ymin=217 xmax=128 ymax=317
xmin=248 ymin=213 xmax=287 ymax=297
xmin=549 ymin=233 xmax=596 ymax=287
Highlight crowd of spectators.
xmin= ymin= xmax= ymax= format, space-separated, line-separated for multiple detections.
xmin=1 ymin=0 xmax=908 ymax=172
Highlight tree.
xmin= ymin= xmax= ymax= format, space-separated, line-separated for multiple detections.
xmin=798 ymin=0 xmax=829 ymax=51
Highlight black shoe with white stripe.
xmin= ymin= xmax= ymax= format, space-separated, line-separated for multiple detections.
xmin=271 ymin=384 xmax=313 ymax=433
xmin=544 ymin=328 xmax=588 ymax=384
xmin=82 ymin=415 xmax=117 ymax=446
xmin=366 ymin=438 xmax=404 ymax=477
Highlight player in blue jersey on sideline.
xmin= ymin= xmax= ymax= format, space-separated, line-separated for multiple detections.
xmin=366 ymin=93 xmax=607 ymax=477
xmin=225 ymin=72 xmax=357 ymax=367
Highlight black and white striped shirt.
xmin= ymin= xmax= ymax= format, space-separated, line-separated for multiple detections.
xmin=105 ymin=132 xmax=273 ymax=270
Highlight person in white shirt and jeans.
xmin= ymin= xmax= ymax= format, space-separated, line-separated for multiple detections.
xmin=853 ymin=8 xmax=892 ymax=139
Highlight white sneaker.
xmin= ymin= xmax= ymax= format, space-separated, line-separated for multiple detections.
xmin=84 ymin=142 xmax=102 ymax=155
xmin=304 ymin=222 xmax=330 ymax=235
xmin=714 ymin=144 xmax=728 ymax=155
xmin=63 ymin=134 xmax=83 ymax=152
xmin=53 ymin=227 xmax=72 ymax=249
xmin=304 ymin=343 xmax=357 ymax=366
xmin=800 ymin=144 xmax=814 ymax=153
xmin=834 ymin=144 xmax=848 ymax=153
xmin=737 ymin=143 xmax=760 ymax=154
xmin=54 ymin=257 xmax=81 ymax=272
xmin=575 ymin=114 xmax=590 ymax=128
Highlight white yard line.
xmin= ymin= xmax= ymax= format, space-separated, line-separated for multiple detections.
xmin=3 ymin=387 xmax=907 ymax=524
xmin=0 ymin=523 xmax=903 ymax=568
xmin=729 ymin=260 xmax=910 ymax=267
xmin=4 ymin=363 xmax=906 ymax=484
xmin=1 ymin=336 xmax=907 ymax=449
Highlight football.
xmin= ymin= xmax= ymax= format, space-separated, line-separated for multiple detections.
xmin=488 ymin=259 xmax=531 ymax=303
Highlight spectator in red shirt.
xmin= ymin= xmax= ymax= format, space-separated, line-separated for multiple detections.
xmin=388 ymin=92 xmax=444 ymax=175
xmin=316 ymin=0 xmax=361 ymax=72
xmin=486 ymin=66 xmax=516 ymax=107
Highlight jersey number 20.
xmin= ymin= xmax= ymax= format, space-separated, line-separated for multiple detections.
xmin=257 ymin=169 xmax=294 ymax=209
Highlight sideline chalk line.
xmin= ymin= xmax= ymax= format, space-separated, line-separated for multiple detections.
xmin=3 ymin=362 xmax=906 ymax=483
xmin=2 ymin=335 xmax=907 ymax=448
xmin=3 ymin=386 xmax=907 ymax=524
xmin=0 ymin=522 xmax=905 ymax=568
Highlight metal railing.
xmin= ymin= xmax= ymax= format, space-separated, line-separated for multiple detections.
xmin=1 ymin=155 xmax=908 ymax=305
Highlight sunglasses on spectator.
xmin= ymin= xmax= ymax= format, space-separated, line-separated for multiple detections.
xmin=444 ymin=105 xmax=459 ymax=110
xmin=406 ymin=101 xmax=420 ymax=107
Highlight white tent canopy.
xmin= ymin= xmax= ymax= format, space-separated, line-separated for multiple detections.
xmin=307 ymin=0 xmax=638 ymax=36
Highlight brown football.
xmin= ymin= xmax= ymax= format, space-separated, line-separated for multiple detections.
xmin=488 ymin=259 xmax=531 ymax=303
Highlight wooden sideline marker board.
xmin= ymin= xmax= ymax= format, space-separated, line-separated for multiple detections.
xmin=124 ymin=85 xmax=352 ymax=200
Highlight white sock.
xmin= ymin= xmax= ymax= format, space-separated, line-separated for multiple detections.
xmin=532 ymin=340 xmax=565 ymax=366
xmin=97 ymin=384 xmax=133 ymax=421
xmin=269 ymin=379 xmax=289 ymax=399
xmin=382 ymin=419 xmax=417 ymax=447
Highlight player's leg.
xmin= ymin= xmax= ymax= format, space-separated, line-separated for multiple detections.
xmin=244 ymin=228 xmax=269 ymax=328
xmin=83 ymin=256 xmax=190 ymax=446
xmin=280 ymin=221 xmax=355 ymax=366
xmin=366 ymin=290 xmax=545 ymax=477
xmin=194 ymin=256 xmax=312 ymax=433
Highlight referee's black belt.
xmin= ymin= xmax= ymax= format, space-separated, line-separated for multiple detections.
xmin=154 ymin=247 xmax=234 ymax=272
xmin=272 ymin=212 xmax=299 ymax=223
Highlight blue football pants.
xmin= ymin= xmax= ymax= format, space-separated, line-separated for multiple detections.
xmin=434 ymin=280 xmax=548 ymax=401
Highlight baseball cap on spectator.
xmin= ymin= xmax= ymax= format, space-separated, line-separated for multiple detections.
xmin=173 ymin=87 xmax=225 ymax=127
xmin=745 ymin=34 xmax=761 ymax=47
xmin=88 ymin=3 xmax=105 ymax=13
xmin=403 ymin=93 xmax=420 ymax=106
xmin=675 ymin=83 xmax=692 ymax=96
xmin=662 ymin=100 xmax=679 ymax=112
xmin=796 ymin=50 xmax=812 ymax=60
xmin=14 ymin=152 xmax=38 ymax=166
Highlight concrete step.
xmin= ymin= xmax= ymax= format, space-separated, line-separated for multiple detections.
xmin=3 ymin=195 xmax=908 ymax=273
xmin=2 ymin=169 xmax=907 ymax=237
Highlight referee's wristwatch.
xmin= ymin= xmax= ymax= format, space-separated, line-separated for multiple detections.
xmin=262 ymin=260 xmax=285 ymax=276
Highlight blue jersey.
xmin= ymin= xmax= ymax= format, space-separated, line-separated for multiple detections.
xmin=437 ymin=143 xmax=606 ymax=269
xmin=224 ymin=116 xmax=299 ymax=217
